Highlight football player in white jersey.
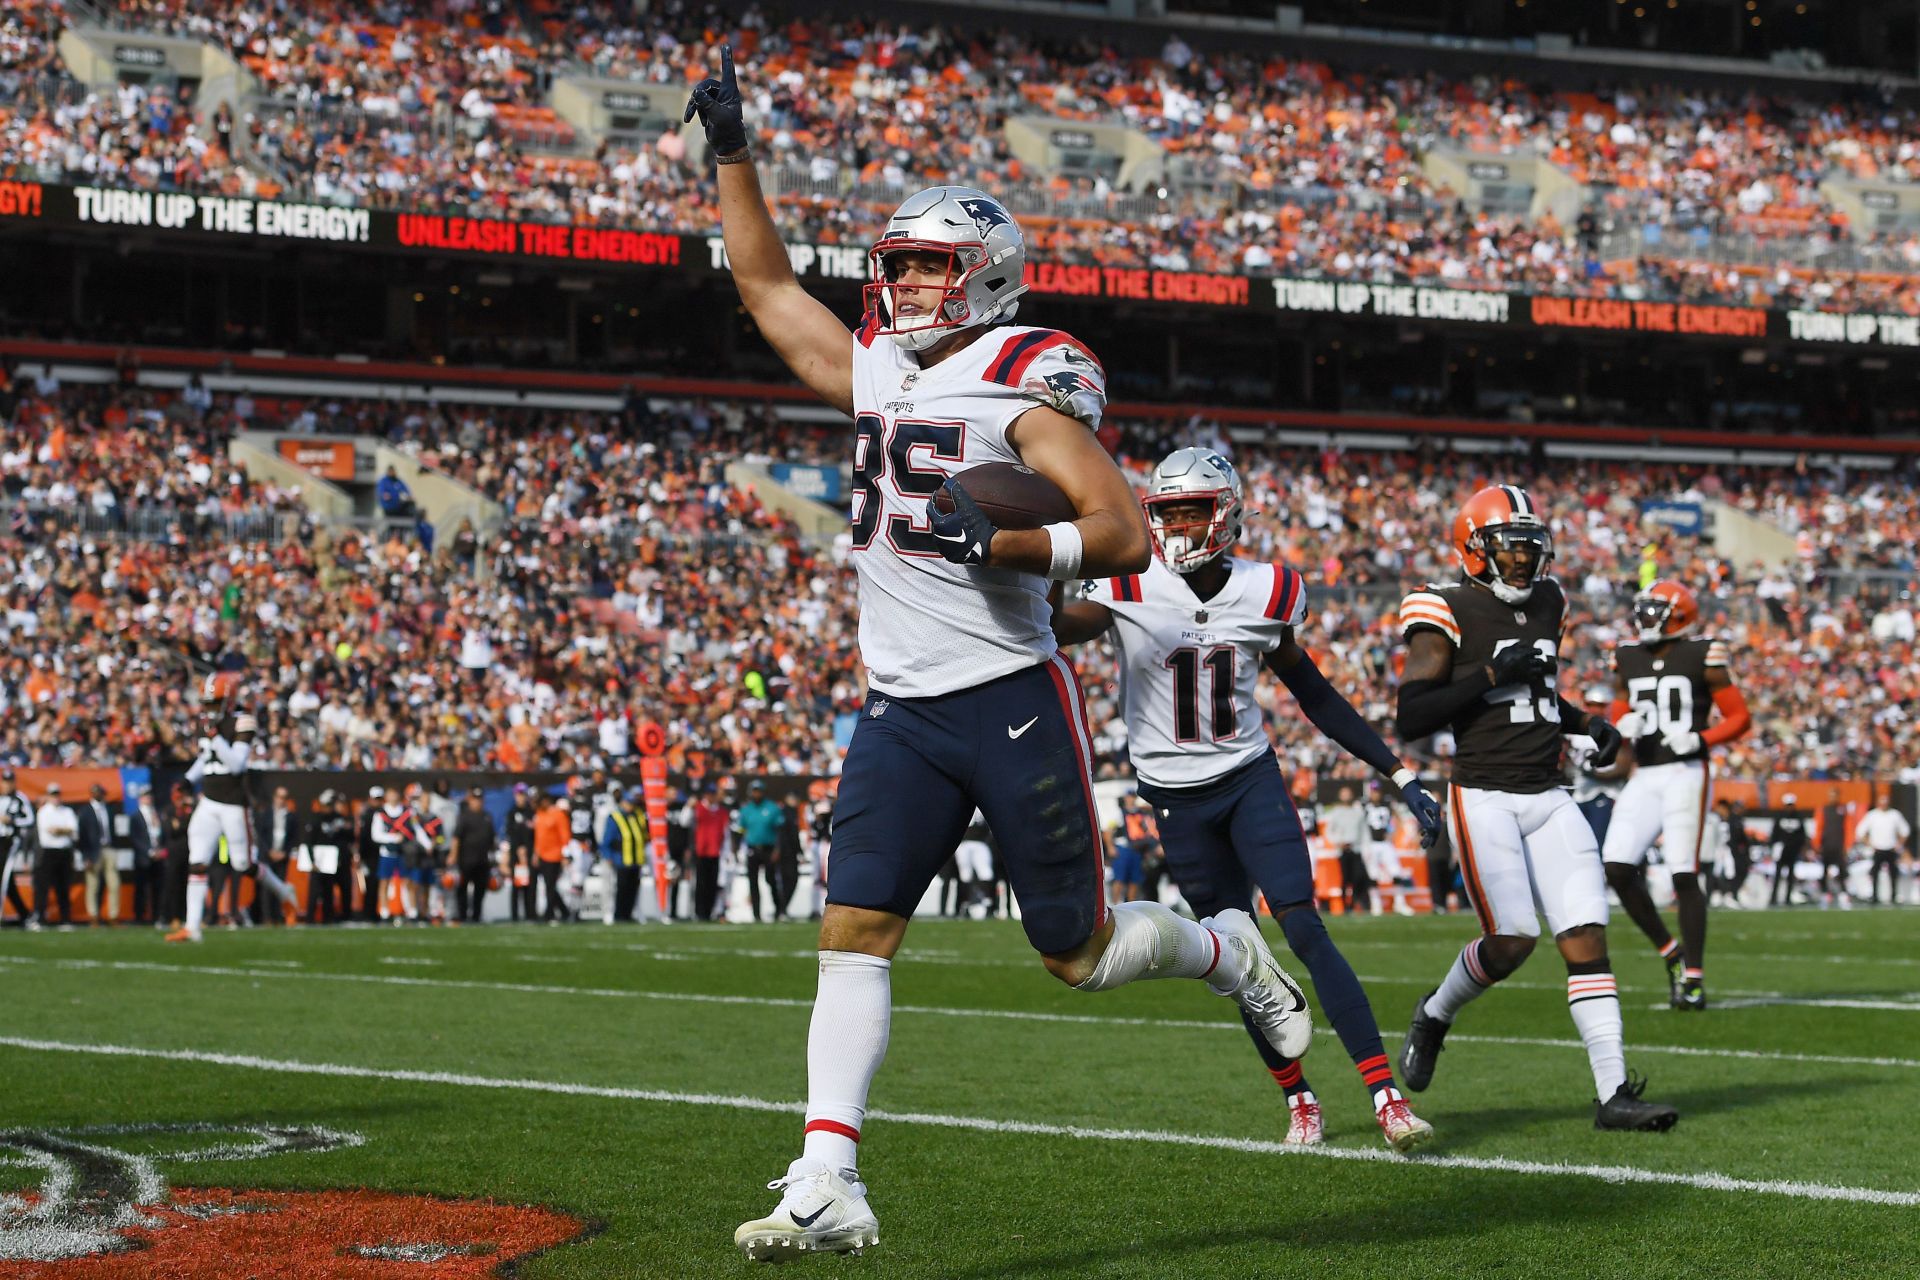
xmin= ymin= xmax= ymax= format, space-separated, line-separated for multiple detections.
xmin=1052 ymin=448 xmax=1444 ymax=1151
xmin=689 ymin=49 xmax=1312 ymax=1261
xmin=167 ymin=676 xmax=257 ymax=944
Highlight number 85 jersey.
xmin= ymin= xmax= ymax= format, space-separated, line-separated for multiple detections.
xmin=849 ymin=320 xmax=1106 ymax=698
xmin=1399 ymin=579 xmax=1567 ymax=794
xmin=1088 ymin=556 xmax=1308 ymax=788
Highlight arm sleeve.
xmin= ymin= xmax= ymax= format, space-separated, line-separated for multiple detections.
xmin=1556 ymin=696 xmax=1598 ymax=736
xmin=1396 ymin=670 xmax=1493 ymax=741
xmin=1701 ymin=683 xmax=1752 ymax=745
xmin=1278 ymin=652 xmax=1400 ymax=778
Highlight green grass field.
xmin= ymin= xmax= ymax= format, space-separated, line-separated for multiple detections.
xmin=3 ymin=908 xmax=1917 ymax=1278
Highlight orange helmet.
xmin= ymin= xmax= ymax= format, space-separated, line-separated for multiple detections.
xmin=1452 ymin=485 xmax=1553 ymax=604
xmin=1632 ymin=580 xmax=1699 ymax=642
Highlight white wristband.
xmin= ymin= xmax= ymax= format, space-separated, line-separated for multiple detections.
xmin=1391 ymin=767 xmax=1419 ymax=791
xmin=1044 ymin=520 xmax=1083 ymax=581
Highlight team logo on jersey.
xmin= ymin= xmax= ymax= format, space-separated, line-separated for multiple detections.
xmin=955 ymin=197 xmax=1012 ymax=239
xmin=1036 ymin=370 xmax=1099 ymax=400
xmin=869 ymin=700 xmax=889 ymax=719
xmin=0 ymin=1123 xmax=588 ymax=1271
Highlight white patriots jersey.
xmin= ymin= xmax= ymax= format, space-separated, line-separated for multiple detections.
xmin=849 ymin=319 xmax=1107 ymax=698
xmin=1087 ymin=556 xmax=1308 ymax=788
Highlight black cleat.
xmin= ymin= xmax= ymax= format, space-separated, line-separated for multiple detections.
xmin=1398 ymin=989 xmax=1450 ymax=1093
xmin=1664 ymin=954 xmax=1684 ymax=1008
xmin=1595 ymin=1072 xmax=1679 ymax=1132
xmin=1677 ymin=979 xmax=1707 ymax=1011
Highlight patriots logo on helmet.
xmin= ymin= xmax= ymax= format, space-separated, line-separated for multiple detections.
xmin=955 ymin=197 xmax=1012 ymax=239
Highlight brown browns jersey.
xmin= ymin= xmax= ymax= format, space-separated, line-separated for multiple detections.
xmin=1400 ymin=578 xmax=1567 ymax=794
xmin=1611 ymin=636 xmax=1727 ymax=767
xmin=199 ymin=710 xmax=255 ymax=806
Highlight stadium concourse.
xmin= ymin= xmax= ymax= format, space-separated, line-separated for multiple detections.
xmin=3 ymin=1 xmax=1919 ymax=310
xmin=0 ymin=368 xmax=1916 ymax=788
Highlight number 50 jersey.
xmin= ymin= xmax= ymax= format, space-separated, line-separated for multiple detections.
xmin=1610 ymin=637 xmax=1727 ymax=766
xmin=1087 ymin=556 xmax=1308 ymax=788
xmin=849 ymin=320 xmax=1107 ymax=698
xmin=1399 ymin=578 xmax=1568 ymax=794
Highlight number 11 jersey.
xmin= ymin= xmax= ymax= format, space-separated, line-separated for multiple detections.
xmin=1088 ymin=557 xmax=1308 ymax=788
xmin=1399 ymin=578 xmax=1568 ymax=793
xmin=849 ymin=319 xmax=1107 ymax=698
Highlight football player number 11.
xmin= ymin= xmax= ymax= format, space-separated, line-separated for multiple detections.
xmin=1488 ymin=639 xmax=1560 ymax=724
xmin=1166 ymin=645 xmax=1235 ymax=742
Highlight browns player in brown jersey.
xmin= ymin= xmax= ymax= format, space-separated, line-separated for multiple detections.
xmin=1393 ymin=485 xmax=1677 ymax=1131
xmin=1601 ymin=580 xmax=1752 ymax=1011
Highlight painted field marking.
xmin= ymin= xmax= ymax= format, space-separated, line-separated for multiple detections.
xmin=2 ymin=956 xmax=1916 ymax=1071
xmin=2 ymin=1035 xmax=1916 ymax=1208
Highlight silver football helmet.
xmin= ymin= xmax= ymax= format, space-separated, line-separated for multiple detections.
xmin=866 ymin=186 xmax=1029 ymax=352
xmin=1144 ymin=448 xmax=1244 ymax=573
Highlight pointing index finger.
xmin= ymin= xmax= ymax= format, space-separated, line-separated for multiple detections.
xmin=721 ymin=43 xmax=736 ymax=91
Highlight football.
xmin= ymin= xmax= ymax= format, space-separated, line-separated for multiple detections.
xmin=933 ymin=461 xmax=1077 ymax=530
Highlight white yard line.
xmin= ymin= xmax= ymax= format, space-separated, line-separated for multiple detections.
xmin=1 ymin=1034 xmax=1915 ymax=1208
xmin=2 ymin=955 xmax=1916 ymax=1071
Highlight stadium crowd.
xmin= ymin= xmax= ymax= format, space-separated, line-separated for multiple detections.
xmin=1 ymin=373 xmax=1916 ymax=790
xmin=3 ymin=1 xmax=1918 ymax=310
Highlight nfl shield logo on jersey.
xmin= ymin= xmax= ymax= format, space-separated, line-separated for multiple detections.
xmin=869 ymin=699 xmax=890 ymax=719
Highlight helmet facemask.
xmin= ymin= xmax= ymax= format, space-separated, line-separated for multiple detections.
xmin=866 ymin=241 xmax=989 ymax=353
xmin=1632 ymin=592 xmax=1692 ymax=642
xmin=1144 ymin=491 xmax=1236 ymax=573
xmin=1468 ymin=524 xmax=1553 ymax=605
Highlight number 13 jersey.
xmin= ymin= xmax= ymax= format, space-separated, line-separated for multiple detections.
xmin=1399 ymin=578 xmax=1567 ymax=793
xmin=849 ymin=320 xmax=1107 ymax=698
xmin=1087 ymin=556 xmax=1308 ymax=788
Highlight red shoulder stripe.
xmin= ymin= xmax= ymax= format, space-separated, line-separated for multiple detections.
xmin=984 ymin=331 xmax=1104 ymax=386
xmin=1282 ymin=568 xmax=1303 ymax=622
xmin=855 ymin=311 xmax=879 ymax=349
xmin=1264 ymin=566 xmax=1296 ymax=621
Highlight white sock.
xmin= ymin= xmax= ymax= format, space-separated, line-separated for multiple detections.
xmin=1423 ymin=938 xmax=1494 ymax=1022
xmin=1074 ymin=901 xmax=1244 ymax=993
xmin=185 ymin=874 xmax=208 ymax=933
xmin=802 ymin=950 xmax=892 ymax=1174
xmin=1567 ymin=971 xmax=1627 ymax=1098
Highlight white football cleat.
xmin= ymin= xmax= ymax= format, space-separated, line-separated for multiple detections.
xmin=1207 ymin=909 xmax=1312 ymax=1059
xmin=1375 ymin=1087 xmax=1435 ymax=1153
xmin=735 ymin=1158 xmax=878 ymax=1262
xmin=1283 ymin=1091 xmax=1324 ymax=1145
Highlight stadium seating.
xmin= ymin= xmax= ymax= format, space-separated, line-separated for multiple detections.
xmin=4 ymin=1 xmax=1916 ymax=310
xmin=2 ymin=375 xmax=1914 ymax=786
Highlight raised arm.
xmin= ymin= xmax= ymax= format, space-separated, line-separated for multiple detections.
xmin=686 ymin=45 xmax=854 ymax=414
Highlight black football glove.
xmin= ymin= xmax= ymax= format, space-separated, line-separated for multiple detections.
xmin=1398 ymin=777 xmax=1444 ymax=849
xmin=1586 ymin=715 xmax=1624 ymax=770
xmin=683 ymin=43 xmax=750 ymax=158
xmin=926 ymin=480 xmax=997 ymax=567
xmin=1487 ymin=643 xmax=1554 ymax=688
